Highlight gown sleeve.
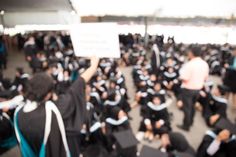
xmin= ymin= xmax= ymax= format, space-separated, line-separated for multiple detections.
xmin=56 ymin=77 xmax=86 ymax=135
xmin=196 ymin=135 xmax=214 ymax=157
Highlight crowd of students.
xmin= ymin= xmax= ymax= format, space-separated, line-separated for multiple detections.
xmin=0 ymin=32 xmax=236 ymax=157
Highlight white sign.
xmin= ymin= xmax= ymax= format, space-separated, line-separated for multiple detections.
xmin=70 ymin=23 xmax=120 ymax=58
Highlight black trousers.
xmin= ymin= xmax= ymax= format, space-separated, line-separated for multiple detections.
xmin=181 ymin=88 xmax=199 ymax=128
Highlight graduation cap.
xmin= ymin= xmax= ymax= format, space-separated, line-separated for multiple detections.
xmin=214 ymin=118 xmax=236 ymax=134
xmin=175 ymin=152 xmax=194 ymax=157
xmin=169 ymin=132 xmax=189 ymax=152
xmin=139 ymin=146 xmax=168 ymax=157
xmin=113 ymin=129 xmax=138 ymax=149
xmin=217 ymin=85 xmax=230 ymax=96
xmin=83 ymin=144 xmax=109 ymax=157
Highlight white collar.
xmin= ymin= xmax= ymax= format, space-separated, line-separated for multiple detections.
xmin=164 ymin=72 xmax=177 ymax=78
xmin=147 ymin=102 xmax=168 ymax=111
xmin=106 ymin=116 xmax=128 ymax=126
xmin=23 ymin=100 xmax=38 ymax=113
xmin=104 ymin=94 xmax=121 ymax=106
xmin=212 ymin=95 xmax=228 ymax=104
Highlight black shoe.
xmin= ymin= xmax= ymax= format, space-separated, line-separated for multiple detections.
xmin=176 ymin=124 xmax=189 ymax=132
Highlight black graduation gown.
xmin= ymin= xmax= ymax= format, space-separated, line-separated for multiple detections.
xmin=17 ymin=77 xmax=86 ymax=157
xmin=203 ymin=95 xmax=227 ymax=126
xmin=80 ymin=102 xmax=107 ymax=152
xmin=197 ymin=130 xmax=236 ymax=157
xmin=0 ymin=113 xmax=16 ymax=155
xmin=139 ymin=103 xmax=171 ymax=135
xmin=151 ymin=50 xmax=164 ymax=74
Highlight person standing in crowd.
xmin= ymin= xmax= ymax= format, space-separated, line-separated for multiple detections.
xmin=2 ymin=57 xmax=99 ymax=157
xmin=0 ymin=36 xmax=7 ymax=70
xmin=177 ymin=45 xmax=209 ymax=131
xmin=224 ymin=47 xmax=236 ymax=108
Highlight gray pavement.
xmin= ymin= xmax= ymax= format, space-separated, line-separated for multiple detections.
xmin=1 ymin=49 xmax=236 ymax=157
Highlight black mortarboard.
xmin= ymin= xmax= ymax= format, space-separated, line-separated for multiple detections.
xmin=214 ymin=118 xmax=236 ymax=134
xmin=83 ymin=144 xmax=109 ymax=157
xmin=217 ymin=85 xmax=230 ymax=95
xmin=139 ymin=146 xmax=168 ymax=157
xmin=169 ymin=132 xmax=189 ymax=152
xmin=113 ymin=129 xmax=138 ymax=149
xmin=175 ymin=152 xmax=194 ymax=157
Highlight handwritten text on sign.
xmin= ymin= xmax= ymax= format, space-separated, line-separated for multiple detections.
xmin=70 ymin=23 xmax=120 ymax=58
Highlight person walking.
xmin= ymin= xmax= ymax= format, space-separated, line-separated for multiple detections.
xmin=177 ymin=45 xmax=209 ymax=131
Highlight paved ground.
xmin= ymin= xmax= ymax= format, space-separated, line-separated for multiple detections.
xmin=1 ymin=48 xmax=236 ymax=157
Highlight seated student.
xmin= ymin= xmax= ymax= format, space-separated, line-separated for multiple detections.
xmin=133 ymin=63 xmax=151 ymax=87
xmin=105 ymin=110 xmax=137 ymax=157
xmin=159 ymin=132 xmax=195 ymax=156
xmin=132 ymin=84 xmax=149 ymax=109
xmin=92 ymin=74 xmax=107 ymax=97
xmin=0 ymin=76 xmax=17 ymax=100
xmin=161 ymin=66 xmax=180 ymax=96
xmin=203 ymin=85 xmax=229 ymax=127
xmin=147 ymin=82 xmax=166 ymax=104
xmin=2 ymin=57 xmax=99 ymax=157
xmin=208 ymin=53 xmax=222 ymax=76
xmin=198 ymin=81 xmax=214 ymax=112
xmin=0 ymin=69 xmax=28 ymax=100
xmin=107 ymin=79 xmax=131 ymax=114
xmin=12 ymin=67 xmax=30 ymax=94
xmin=197 ymin=128 xmax=236 ymax=157
xmin=30 ymin=52 xmax=47 ymax=73
xmin=138 ymin=94 xmax=171 ymax=142
xmin=80 ymin=87 xmax=107 ymax=154
xmin=103 ymin=106 xmax=130 ymax=152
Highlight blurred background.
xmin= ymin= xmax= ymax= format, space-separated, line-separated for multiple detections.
xmin=0 ymin=0 xmax=236 ymax=44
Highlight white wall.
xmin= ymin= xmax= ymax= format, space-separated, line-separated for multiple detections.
xmin=2 ymin=11 xmax=80 ymax=27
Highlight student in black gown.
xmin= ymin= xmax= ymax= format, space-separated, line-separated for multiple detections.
xmin=197 ymin=129 xmax=236 ymax=157
xmin=202 ymin=85 xmax=229 ymax=127
xmin=10 ymin=57 xmax=99 ymax=157
xmin=138 ymin=94 xmax=171 ymax=142
xmin=103 ymin=105 xmax=135 ymax=157
xmin=79 ymin=84 xmax=107 ymax=154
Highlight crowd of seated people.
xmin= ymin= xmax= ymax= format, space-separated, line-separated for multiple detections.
xmin=0 ymin=31 xmax=235 ymax=157
xmin=120 ymin=33 xmax=236 ymax=156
